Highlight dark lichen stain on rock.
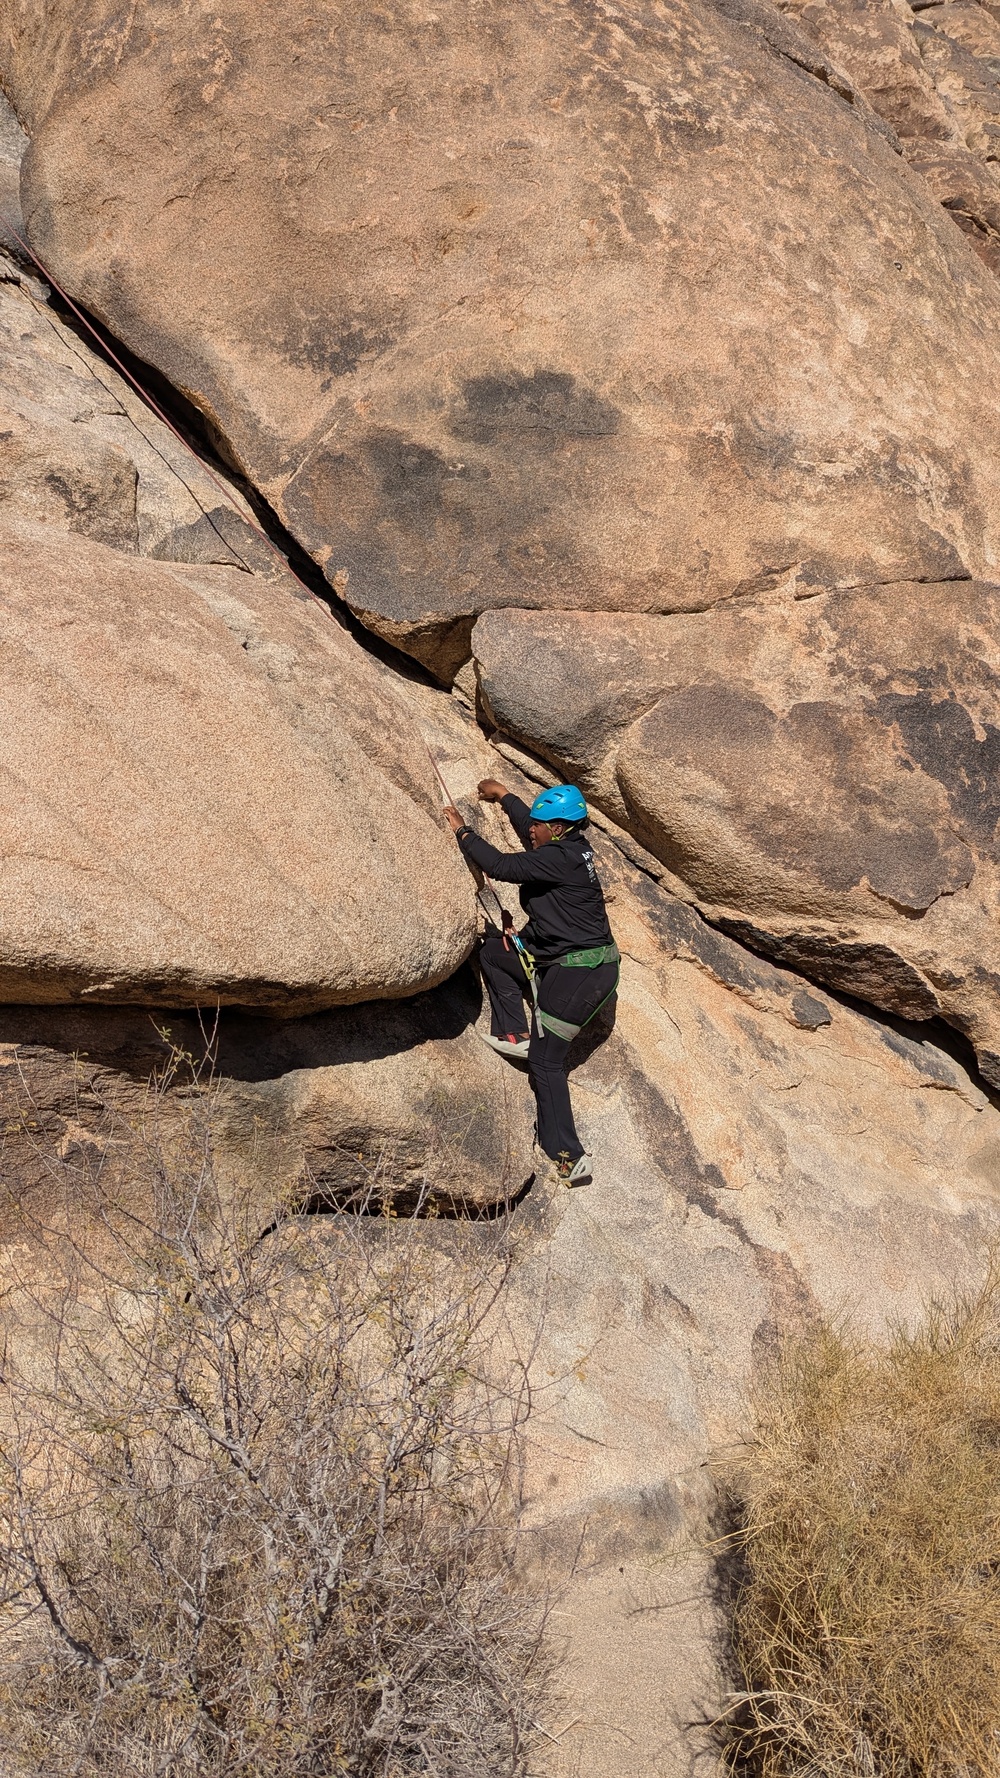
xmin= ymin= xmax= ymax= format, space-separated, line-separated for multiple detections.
xmin=633 ymin=684 xmax=972 ymax=909
xmin=645 ymin=682 xmax=779 ymax=758
xmin=279 ymin=317 xmax=394 ymax=383
xmin=873 ymin=690 xmax=1000 ymax=853
xmin=791 ymin=990 xmax=832 ymax=1029
xmin=719 ymin=922 xmax=942 ymax=1020
xmin=451 ymin=370 xmax=621 ymax=448
xmin=632 ymin=876 xmax=833 ymax=1025
xmin=364 ymin=431 xmax=493 ymax=533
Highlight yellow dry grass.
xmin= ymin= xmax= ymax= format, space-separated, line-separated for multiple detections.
xmin=727 ymin=1273 xmax=1000 ymax=1778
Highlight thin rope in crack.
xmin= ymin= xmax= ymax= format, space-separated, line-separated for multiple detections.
xmin=11 ymin=272 xmax=260 ymax=575
xmin=6 ymin=222 xmax=333 ymax=613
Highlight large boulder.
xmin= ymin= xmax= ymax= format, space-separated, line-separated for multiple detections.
xmin=4 ymin=0 xmax=1000 ymax=680
xmin=0 ymin=136 xmax=276 ymax=568
xmin=9 ymin=0 xmax=1000 ymax=1051
xmin=0 ymin=215 xmax=486 ymax=1013
xmin=475 ymin=586 xmax=1000 ymax=1079
xmin=0 ymin=517 xmax=475 ymax=1009
xmin=0 ymin=975 xmax=536 ymax=1221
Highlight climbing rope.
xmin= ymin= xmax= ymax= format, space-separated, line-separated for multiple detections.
xmin=424 ymin=743 xmax=620 ymax=1039
xmin=5 ymin=223 xmax=569 ymax=948
xmin=6 ymin=222 xmax=333 ymax=614
xmin=7 ymin=222 xmax=482 ymax=839
xmin=422 ymin=742 xmax=513 ymax=929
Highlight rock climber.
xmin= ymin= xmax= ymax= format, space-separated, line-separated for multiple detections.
xmin=443 ymin=779 xmax=619 ymax=1188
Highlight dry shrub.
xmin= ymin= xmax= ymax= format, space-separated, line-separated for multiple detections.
xmin=0 ymin=1049 xmax=549 ymax=1776
xmin=726 ymin=1276 xmax=1000 ymax=1778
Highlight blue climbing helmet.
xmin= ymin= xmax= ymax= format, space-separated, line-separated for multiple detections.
xmin=529 ymin=784 xmax=588 ymax=826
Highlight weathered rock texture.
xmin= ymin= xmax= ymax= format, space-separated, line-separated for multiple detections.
xmin=506 ymin=833 xmax=1000 ymax=1776
xmin=6 ymin=0 xmax=1000 ymax=1057
xmin=3 ymin=7 xmax=1000 ymax=1771
xmin=4 ymin=803 xmax=1000 ymax=1775
xmin=0 ymin=516 xmax=478 ymax=1009
xmin=0 ymin=261 xmax=263 ymax=562
xmin=475 ymin=588 xmax=1000 ymax=1079
xmin=0 ymin=977 xmax=536 ymax=1221
xmin=778 ymin=0 xmax=1000 ymax=273
xmin=0 ymin=151 xmax=487 ymax=1012
xmin=5 ymin=0 xmax=1000 ymax=680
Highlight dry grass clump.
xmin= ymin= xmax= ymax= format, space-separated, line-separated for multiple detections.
xmin=726 ymin=1278 xmax=1000 ymax=1778
xmin=0 ymin=1050 xmax=548 ymax=1776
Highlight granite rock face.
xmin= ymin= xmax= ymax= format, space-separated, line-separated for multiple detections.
xmin=4 ymin=810 xmax=1000 ymax=1776
xmin=504 ymin=824 xmax=1000 ymax=1778
xmin=5 ymin=0 xmax=1000 ymax=679
xmin=475 ymin=586 xmax=1000 ymax=1078
xmin=778 ymin=0 xmax=1000 ymax=274
xmin=0 ymin=98 xmax=275 ymax=566
xmin=0 ymin=157 xmax=483 ymax=1014
xmin=4 ymin=9 xmax=1000 ymax=1769
xmin=7 ymin=0 xmax=1000 ymax=1058
xmin=0 ymin=978 xmax=536 ymax=1221
xmin=0 ymin=517 xmax=476 ymax=1010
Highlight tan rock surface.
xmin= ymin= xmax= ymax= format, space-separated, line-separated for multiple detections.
xmin=0 ymin=517 xmax=476 ymax=1009
xmin=5 ymin=0 xmax=1000 ymax=678
xmin=4 ymin=805 xmax=1000 ymax=1774
xmin=474 ymin=588 xmax=1000 ymax=1078
xmin=506 ymin=831 xmax=1000 ymax=1775
xmin=0 ymin=599 xmax=997 ymax=1771
xmin=9 ymin=0 xmax=1000 ymax=1055
xmin=776 ymin=0 xmax=1000 ymax=272
xmin=0 ymin=977 xmax=536 ymax=1220
xmin=0 ymin=118 xmax=278 ymax=571
xmin=0 ymin=202 xmax=491 ymax=1012
xmin=3 ymin=8 xmax=1000 ymax=1769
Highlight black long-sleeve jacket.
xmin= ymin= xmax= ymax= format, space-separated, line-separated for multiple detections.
xmin=455 ymin=794 xmax=614 ymax=964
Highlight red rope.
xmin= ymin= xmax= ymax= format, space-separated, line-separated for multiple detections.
xmin=7 ymin=222 xmax=332 ymax=613
xmin=8 ymin=222 xmax=502 ymax=865
xmin=423 ymin=739 xmax=508 ymax=938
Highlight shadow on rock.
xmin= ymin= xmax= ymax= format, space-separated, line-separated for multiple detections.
xmin=0 ymin=966 xmax=484 ymax=1083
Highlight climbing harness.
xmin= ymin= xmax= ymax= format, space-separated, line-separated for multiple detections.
xmin=425 ymin=745 xmax=621 ymax=1043
xmin=509 ymin=932 xmax=545 ymax=1038
xmin=502 ymin=934 xmax=621 ymax=1043
xmin=534 ymin=941 xmax=621 ymax=1042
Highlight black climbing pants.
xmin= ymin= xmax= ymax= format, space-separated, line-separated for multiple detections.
xmin=478 ymin=928 xmax=618 ymax=1164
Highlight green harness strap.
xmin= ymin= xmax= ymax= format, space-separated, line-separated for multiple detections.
xmin=536 ymin=941 xmax=621 ymax=1042
xmin=559 ymin=942 xmax=620 ymax=969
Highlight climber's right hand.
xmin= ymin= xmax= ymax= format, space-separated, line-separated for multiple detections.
xmin=477 ymin=779 xmax=509 ymax=802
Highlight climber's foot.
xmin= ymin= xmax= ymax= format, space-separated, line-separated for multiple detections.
xmin=481 ymin=1032 xmax=531 ymax=1060
xmin=552 ymin=1152 xmax=593 ymax=1188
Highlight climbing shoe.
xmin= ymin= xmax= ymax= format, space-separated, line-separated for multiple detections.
xmin=481 ymin=1032 xmax=531 ymax=1060
xmin=553 ymin=1153 xmax=593 ymax=1188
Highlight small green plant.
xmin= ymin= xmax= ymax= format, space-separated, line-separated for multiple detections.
xmin=725 ymin=1274 xmax=1000 ymax=1778
xmin=0 ymin=1054 xmax=549 ymax=1775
